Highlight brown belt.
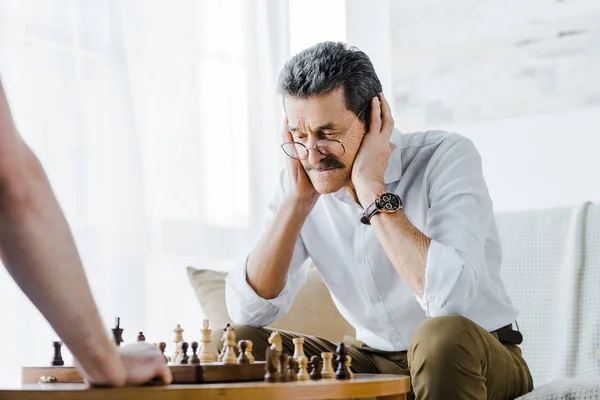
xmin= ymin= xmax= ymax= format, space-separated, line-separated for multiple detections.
xmin=492 ymin=324 xmax=523 ymax=345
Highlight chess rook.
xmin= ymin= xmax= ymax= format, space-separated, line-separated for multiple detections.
xmin=278 ymin=353 xmax=288 ymax=381
xmin=321 ymin=352 xmax=335 ymax=379
xmin=51 ymin=341 xmax=64 ymax=366
xmin=292 ymin=337 xmax=305 ymax=362
xmin=264 ymin=348 xmax=278 ymax=383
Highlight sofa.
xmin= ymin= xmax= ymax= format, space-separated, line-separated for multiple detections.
xmin=187 ymin=202 xmax=600 ymax=399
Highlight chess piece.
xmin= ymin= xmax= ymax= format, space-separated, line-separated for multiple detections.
xmin=297 ymin=355 xmax=310 ymax=381
xmin=286 ymin=357 xmax=297 ymax=381
xmin=172 ymin=324 xmax=184 ymax=364
xmin=321 ymin=352 xmax=335 ymax=379
xmin=335 ymin=343 xmax=350 ymax=380
xmin=221 ymin=327 xmax=237 ymax=364
xmin=278 ymin=353 xmax=288 ymax=381
xmin=178 ymin=342 xmax=189 ymax=364
xmin=292 ymin=337 xmax=306 ymax=362
xmin=310 ymin=355 xmax=322 ymax=380
xmin=51 ymin=341 xmax=64 ymax=366
xmin=268 ymin=331 xmax=282 ymax=352
xmin=111 ymin=317 xmax=124 ymax=347
xmin=264 ymin=348 xmax=278 ymax=382
xmin=158 ymin=342 xmax=168 ymax=364
xmin=137 ymin=332 xmax=146 ymax=343
xmin=199 ymin=319 xmax=216 ymax=363
xmin=237 ymin=340 xmax=249 ymax=364
xmin=218 ymin=323 xmax=231 ymax=362
xmin=191 ymin=342 xmax=200 ymax=365
xmin=346 ymin=355 xmax=354 ymax=379
xmin=245 ymin=340 xmax=255 ymax=363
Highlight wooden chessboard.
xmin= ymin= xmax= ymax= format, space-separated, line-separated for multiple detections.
xmin=22 ymin=362 xmax=266 ymax=384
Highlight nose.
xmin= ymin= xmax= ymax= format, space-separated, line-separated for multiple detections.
xmin=305 ymin=138 xmax=326 ymax=165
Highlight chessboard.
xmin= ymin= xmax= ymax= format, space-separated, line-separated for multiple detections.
xmin=22 ymin=318 xmax=354 ymax=385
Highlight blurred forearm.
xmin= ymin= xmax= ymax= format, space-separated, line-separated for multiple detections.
xmin=0 ymin=80 xmax=126 ymax=386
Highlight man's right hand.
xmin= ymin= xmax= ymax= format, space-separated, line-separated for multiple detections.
xmin=282 ymin=118 xmax=320 ymax=208
xmin=77 ymin=343 xmax=172 ymax=387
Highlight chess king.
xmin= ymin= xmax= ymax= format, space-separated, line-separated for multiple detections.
xmin=221 ymin=42 xmax=533 ymax=400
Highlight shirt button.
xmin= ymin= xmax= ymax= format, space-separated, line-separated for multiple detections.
xmin=358 ymin=257 xmax=366 ymax=263
xmin=370 ymin=297 xmax=381 ymax=304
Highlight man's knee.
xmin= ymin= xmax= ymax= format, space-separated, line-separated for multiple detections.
xmin=408 ymin=315 xmax=481 ymax=362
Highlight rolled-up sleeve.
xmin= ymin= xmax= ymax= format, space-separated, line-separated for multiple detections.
xmin=416 ymin=137 xmax=494 ymax=317
xmin=225 ymin=170 xmax=310 ymax=327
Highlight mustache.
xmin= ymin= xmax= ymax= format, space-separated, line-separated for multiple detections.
xmin=303 ymin=157 xmax=346 ymax=171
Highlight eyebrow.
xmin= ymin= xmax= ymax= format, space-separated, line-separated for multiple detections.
xmin=289 ymin=122 xmax=338 ymax=133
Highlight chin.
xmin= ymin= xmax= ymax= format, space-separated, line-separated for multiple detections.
xmin=308 ymin=170 xmax=346 ymax=194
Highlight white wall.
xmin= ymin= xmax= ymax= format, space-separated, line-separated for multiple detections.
xmin=344 ymin=0 xmax=600 ymax=212
xmin=430 ymin=105 xmax=600 ymax=212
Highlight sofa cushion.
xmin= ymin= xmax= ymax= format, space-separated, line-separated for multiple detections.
xmin=516 ymin=378 xmax=600 ymax=400
xmin=187 ymin=266 xmax=355 ymax=342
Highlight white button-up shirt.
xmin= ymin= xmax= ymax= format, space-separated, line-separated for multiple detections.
xmin=226 ymin=130 xmax=518 ymax=351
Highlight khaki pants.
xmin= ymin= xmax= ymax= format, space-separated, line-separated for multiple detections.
xmin=213 ymin=315 xmax=533 ymax=400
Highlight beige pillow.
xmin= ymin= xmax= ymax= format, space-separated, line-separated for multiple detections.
xmin=187 ymin=266 xmax=355 ymax=342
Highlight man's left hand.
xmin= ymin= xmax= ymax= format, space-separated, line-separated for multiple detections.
xmin=352 ymin=92 xmax=396 ymax=208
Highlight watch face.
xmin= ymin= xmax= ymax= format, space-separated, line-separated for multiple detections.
xmin=378 ymin=192 xmax=401 ymax=212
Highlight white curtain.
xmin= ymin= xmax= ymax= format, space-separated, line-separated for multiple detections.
xmin=0 ymin=0 xmax=288 ymax=384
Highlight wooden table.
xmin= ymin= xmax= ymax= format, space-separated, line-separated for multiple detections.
xmin=0 ymin=374 xmax=411 ymax=400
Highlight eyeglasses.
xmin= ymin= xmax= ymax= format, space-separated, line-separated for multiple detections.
xmin=281 ymin=103 xmax=368 ymax=161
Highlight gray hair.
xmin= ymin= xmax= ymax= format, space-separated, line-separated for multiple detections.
xmin=278 ymin=42 xmax=382 ymax=128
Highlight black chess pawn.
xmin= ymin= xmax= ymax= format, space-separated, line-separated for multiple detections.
xmin=286 ymin=357 xmax=297 ymax=381
xmin=310 ymin=355 xmax=322 ymax=380
xmin=335 ymin=343 xmax=350 ymax=380
xmin=137 ymin=332 xmax=146 ymax=342
xmin=237 ymin=340 xmax=249 ymax=364
xmin=180 ymin=342 xmax=189 ymax=364
xmin=158 ymin=342 xmax=168 ymax=364
xmin=191 ymin=342 xmax=200 ymax=365
xmin=278 ymin=353 xmax=288 ymax=381
xmin=111 ymin=317 xmax=124 ymax=347
xmin=51 ymin=341 xmax=64 ymax=366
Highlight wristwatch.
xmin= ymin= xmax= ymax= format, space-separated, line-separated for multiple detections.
xmin=360 ymin=192 xmax=403 ymax=225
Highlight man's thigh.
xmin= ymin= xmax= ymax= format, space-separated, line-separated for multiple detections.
xmin=213 ymin=325 xmax=379 ymax=374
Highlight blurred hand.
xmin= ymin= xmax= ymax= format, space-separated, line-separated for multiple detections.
xmin=78 ymin=343 xmax=172 ymax=387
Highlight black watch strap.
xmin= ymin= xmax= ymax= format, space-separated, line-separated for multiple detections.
xmin=360 ymin=200 xmax=380 ymax=225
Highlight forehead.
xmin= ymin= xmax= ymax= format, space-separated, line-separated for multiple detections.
xmin=284 ymin=88 xmax=354 ymax=128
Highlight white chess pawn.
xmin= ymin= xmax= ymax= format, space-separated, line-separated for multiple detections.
xmin=321 ymin=352 xmax=335 ymax=379
xmin=346 ymin=356 xmax=354 ymax=378
xmin=297 ymin=355 xmax=310 ymax=381
xmin=245 ymin=340 xmax=255 ymax=364
xmin=199 ymin=319 xmax=216 ymax=363
xmin=293 ymin=337 xmax=306 ymax=362
xmin=221 ymin=327 xmax=237 ymax=364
